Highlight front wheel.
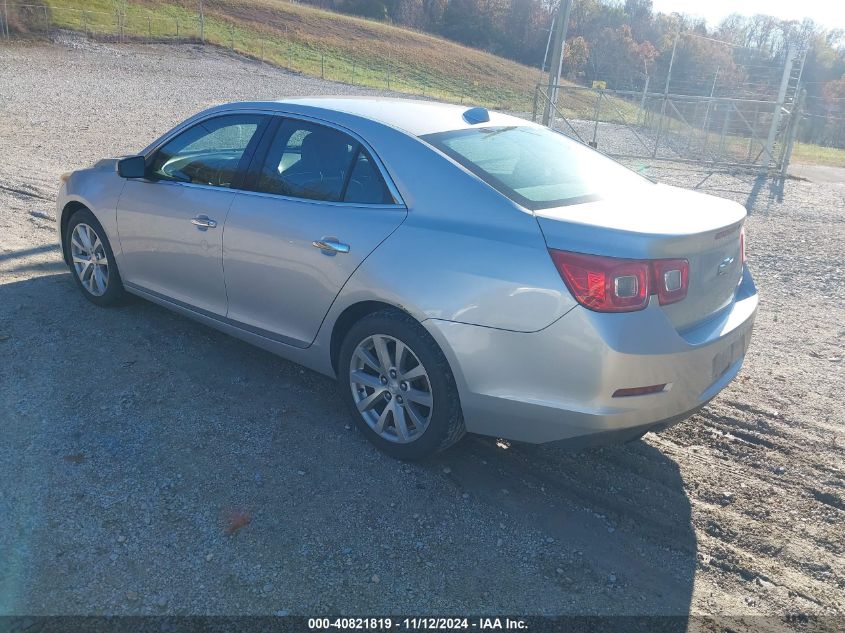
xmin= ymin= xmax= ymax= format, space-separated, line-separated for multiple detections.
xmin=338 ymin=310 xmax=466 ymax=460
xmin=65 ymin=208 xmax=125 ymax=306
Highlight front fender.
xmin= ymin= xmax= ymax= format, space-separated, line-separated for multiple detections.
xmin=57 ymin=162 xmax=126 ymax=264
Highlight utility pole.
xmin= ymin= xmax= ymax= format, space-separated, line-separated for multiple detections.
xmin=700 ymin=66 xmax=719 ymax=152
xmin=652 ymin=35 xmax=678 ymax=157
xmin=541 ymin=0 xmax=573 ymax=127
xmin=199 ymin=0 xmax=205 ymax=44
xmin=780 ymin=88 xmax=805 ymax=180
xmin=541 ymin=14 xmax=555 ymax=75
xmin=638 ymin=59 xmax=650 ymax=124
xmin=663 ymin=36 xmax=677 ymax=96
xmin=763 ymin=43 xmax=796 ymax=170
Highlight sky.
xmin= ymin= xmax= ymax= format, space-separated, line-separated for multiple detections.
xmin=649 ymin=0 xmax=845 ymax=32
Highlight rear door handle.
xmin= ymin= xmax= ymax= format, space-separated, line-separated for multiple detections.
xmin=191 ymin=215 xmax=217 ymax=229
xmin=312 ymin=238 xmax=350 ymax=255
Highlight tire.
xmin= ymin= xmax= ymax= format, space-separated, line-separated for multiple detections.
xmin=65 ymin=208 xmax=125 ymax=307
xmin=338 ymin=309 xmax=466 ymax=460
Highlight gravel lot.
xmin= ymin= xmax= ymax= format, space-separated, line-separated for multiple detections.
xmin=0 ymin=37 xmax=843 ymax=629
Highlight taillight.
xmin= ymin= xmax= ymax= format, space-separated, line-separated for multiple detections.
xmin=651 ymin=258 xmax=689 ymax=305
xmin=549 ymin=251 xmax=649 ymax=312
xmin=549 ymin=250 xmax=689 ymax=313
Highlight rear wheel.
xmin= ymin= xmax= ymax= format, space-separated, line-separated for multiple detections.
xmin=338 ymin=310 xmax=465 ymax=460
xmin=65 ymin=208 xmax=124 ymax=306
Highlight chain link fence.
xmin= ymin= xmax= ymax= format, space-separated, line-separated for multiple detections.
xmin=533 ymin=83 xmax=803 ymax=176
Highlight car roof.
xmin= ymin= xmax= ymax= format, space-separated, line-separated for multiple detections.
xmin=225 ymin=97 xmax=532 ymax=137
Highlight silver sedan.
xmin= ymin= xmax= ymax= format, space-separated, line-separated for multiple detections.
xmin=56 ymin=97 xmax=757 ymax=459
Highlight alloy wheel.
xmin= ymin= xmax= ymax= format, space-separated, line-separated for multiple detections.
xmin=349 ymin=334 xmax=433 ymax=443
xmin=70 ymin=223 xmax=109 ymax=297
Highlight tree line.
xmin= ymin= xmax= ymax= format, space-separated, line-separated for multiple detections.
xmin=306 ymin=0 xmax=845 ymax=147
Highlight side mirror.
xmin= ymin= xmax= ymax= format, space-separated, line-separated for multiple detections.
xmin=117 ymin=155 xmax=146 ymax=179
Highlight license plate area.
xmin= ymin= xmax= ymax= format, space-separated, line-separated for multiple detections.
xmin=712 ymin=333 xmax=748 ymax=380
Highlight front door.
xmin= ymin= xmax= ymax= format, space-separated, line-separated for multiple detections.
xmin=223 ymin=117 xmax=406 ymax=347
xmin=116 ymin=113 xmax=267 ymax=315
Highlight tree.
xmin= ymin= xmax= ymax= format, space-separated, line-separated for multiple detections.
xmin=562 ymin=36 xmax=589 ymax=78
xmin=585 ymin=25 xmax=656 ymax=89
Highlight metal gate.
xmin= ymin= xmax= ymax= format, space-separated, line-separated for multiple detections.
xmin=532 ymin=84 xmax=803 ymax=176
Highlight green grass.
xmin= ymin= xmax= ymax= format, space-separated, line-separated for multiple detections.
xmin=790 ymin=142 xmax=845 ymax=167
xmin=11 ymin=0 xmax=550 ymax=111
xmin=10 ymin=0 xmax=641 ymax=117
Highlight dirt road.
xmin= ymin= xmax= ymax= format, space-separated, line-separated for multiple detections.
xmin=0 ymin=39 xmax=843 ymax=629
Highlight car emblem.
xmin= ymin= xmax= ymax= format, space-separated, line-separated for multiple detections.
xmin=717 ymin=256 xmax=735 ymax=276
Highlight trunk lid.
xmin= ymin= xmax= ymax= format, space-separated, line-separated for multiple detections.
xmin=535 ymin=183 xmax=746 ymax=330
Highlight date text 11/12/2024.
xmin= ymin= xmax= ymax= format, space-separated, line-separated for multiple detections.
xmin=307 ymin=618 xmax=528 ymax=630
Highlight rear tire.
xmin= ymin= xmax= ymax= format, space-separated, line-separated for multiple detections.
xmin=65 ymin=208 xmax=125 ymax=307
xmin=338 ymin=309 xmax=466 ymax=460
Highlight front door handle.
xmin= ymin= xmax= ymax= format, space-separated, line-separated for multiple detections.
xmin=191 ymin=215 xmax=217 ymax=229
xmin=312 ymin=238 xmax=350 ymax=255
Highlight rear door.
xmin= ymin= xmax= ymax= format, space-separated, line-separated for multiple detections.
xmin=116 ymin=113 xmax=268 ymax=315
xmin=223 ymin=116 xmax=407 ymax=347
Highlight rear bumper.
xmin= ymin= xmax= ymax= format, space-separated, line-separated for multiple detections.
xmin=424 ymin=267 xmax=758 ymax=444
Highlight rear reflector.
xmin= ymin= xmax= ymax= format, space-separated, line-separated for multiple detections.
xmin=612 ymin=384 xmax=667 ymax=397
xmin=549 ymin=250 xmax=689 ymax=313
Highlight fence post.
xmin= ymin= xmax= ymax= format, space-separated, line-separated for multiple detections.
xmin=43 ymin=5 xmax=50 ymax=35
xmin=260 ymin=40 xmax=264 ymax=63
xmin=199 ymin=0 xmax=204 ymax=43
xmin=747 ymin=105 xmax=760 ymax=161
xmin=717 ymin=104 xmax=732 ymax=162
xmin=147 ymin=15 xmax=151 ymax=40
xmin=590 ymin=91 xmax=601 ymax=147
xmin=638 ymin=74 xmax=650 ymax=125
xmin=230 ymin=23 xmax=235 ymax=50
xmin=288 ymin=43 xmax=292 ymax=71
xmin=320 ymin=50 xmax=324 ymax=78
xmin=175 ymin=17 xmax=179 ymax=38
xmin=2 ymin=0 xmax=8 ymax=39
xmin=351 ymin=60 xmax=355 ymax=85
xmin=387 ymin=55 xmax=391 ymax=90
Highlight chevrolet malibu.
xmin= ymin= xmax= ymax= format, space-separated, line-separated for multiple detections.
xmin=56 ymin=97 xmax=757 ymax=459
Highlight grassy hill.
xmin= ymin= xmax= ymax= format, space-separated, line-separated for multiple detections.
xmin=10 ymin=0 xmax=552 ymax=110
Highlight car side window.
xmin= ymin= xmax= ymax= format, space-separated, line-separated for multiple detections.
xmin=148 ymin=114 xmax=264 ymax=188
xmin=344 ymin=149 xmax=394 ymax=204
xmin=254 ymin=119 xmax=392 ymax=204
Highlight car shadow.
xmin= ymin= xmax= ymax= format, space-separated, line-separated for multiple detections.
xmin=0 ymin=272 xmax=695 ymax=622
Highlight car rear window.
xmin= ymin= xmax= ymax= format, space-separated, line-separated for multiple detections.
xmin=421 ymin=126 xmax=652 ymax=210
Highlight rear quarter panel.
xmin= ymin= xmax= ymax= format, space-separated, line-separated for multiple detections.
xmin=328 ymin=124 xmax=576 ymax=333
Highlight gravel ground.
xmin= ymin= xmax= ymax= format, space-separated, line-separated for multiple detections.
xmin=0 ymin=38 xmax=843 ymax=629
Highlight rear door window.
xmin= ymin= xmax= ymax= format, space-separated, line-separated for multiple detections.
xmin=344 ymin=149 xmax=393 ymax=204
xmin=252 ymin=119 xmax=393 ymax=204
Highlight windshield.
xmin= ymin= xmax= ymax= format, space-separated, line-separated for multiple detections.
xmin=421 ymin=126 xmax=652 ymax=210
